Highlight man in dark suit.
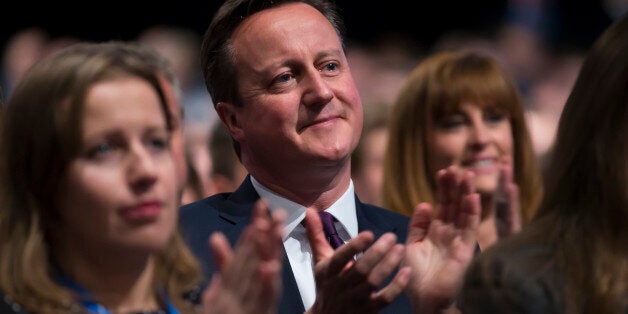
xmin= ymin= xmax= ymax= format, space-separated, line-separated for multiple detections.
xmin=181 ymin=0 xmax=481 ymax=313
xmin=181 ymin=176 xmax=413 ymax=313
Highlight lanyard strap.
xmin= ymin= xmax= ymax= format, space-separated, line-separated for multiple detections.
xmin=56 ymin=274 xmax=180 ymax=314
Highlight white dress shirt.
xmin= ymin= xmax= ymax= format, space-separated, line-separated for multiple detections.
xmin=250 ymin=176 xmax=358 ymax=310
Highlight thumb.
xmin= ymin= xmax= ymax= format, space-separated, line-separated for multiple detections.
xmin=209 ymin=232 xmax=233 ymax=272
xmin=304 ymin=208 xmax=333 ymax=263
xmin=407 ymin=202 xmax=433 ymax=243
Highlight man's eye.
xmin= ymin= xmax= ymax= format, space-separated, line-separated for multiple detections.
xmin=273 ymin=73 xmax=293 ymax=83
xmin=322 ymin=62 xmax=338 ymax=72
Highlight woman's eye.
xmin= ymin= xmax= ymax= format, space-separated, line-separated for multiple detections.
xmin=147 ymin=137 xmax=169 ymax=150
xmin=437 ymin=114 xmax=466 ymax=129
xmin=86 ymin=142 xmax=114 ymax=159
xmin=485 ymin=111 xmax=507 ymax=124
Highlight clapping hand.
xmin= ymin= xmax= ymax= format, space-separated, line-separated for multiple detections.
xmin=202 ymin=199 xmax=286 ymax=314
xmin=493 ymin=156 xmax=521 ymax=239
xmin=403 ymin=166 xmax=481 ymax=313
xmin=305 ymin=209 xmax=411 ymax=314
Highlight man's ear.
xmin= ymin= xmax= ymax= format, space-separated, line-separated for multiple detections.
xmin=216 ymin=102 xmax=245 ymax=141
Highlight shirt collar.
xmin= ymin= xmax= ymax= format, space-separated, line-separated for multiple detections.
xmin=250 ymin=176 xmax=358 ymax=240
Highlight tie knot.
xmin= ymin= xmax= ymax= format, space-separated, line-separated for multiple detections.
xmin=318 ymin=211 xmax=344 ymax=249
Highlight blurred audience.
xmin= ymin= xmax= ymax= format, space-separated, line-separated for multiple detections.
xmin=524 ymin=52 xmax=583 ymax=170
xmin=137 ymin=25 xmax=216 ymax=128
xmin=134 ymin=43 xmax=190 ymax=199
xmin=347 ymin=41 xmax=419 ymax=107
xmin=1 ymin=28 xmax=78 ymax=98
xmin=351 ymin=102 xmax=390 ymax=207
xmin=137 ymin=25 xmax=218 ymax=202
xmin=1 ymin=28 xmax=48 ymax=96
xmin=208 ymin=122 xmax=247 ymax=194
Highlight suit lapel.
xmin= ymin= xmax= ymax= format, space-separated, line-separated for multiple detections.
xmin=214 ymin=176 xmax=259 ymax=245
xmin=355 ymin=196 xmax=399 ymax=239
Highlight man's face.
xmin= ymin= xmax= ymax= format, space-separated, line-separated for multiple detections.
xmin=220 ymin=3 xmax=363 ymax=178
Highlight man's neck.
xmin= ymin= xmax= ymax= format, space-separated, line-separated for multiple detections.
xmin=255 ymin=175 xmax=351 ymax=211
xmin=250 ymin=168 xmax=352 ymax=211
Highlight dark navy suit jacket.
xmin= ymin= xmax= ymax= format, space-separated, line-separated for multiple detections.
xmin=179 ymin=176 xmax=413 ymax=314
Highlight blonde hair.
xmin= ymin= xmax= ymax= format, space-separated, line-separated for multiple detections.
xmin=0 ymin=42 xmax=201 ymax=313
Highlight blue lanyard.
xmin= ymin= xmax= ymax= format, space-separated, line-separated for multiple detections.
xmin=56 ymin=274 xmax=180 ymax=314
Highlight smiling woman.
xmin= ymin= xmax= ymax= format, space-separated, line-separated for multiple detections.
xmin=383 ymin=50 xmax=543 ymax=250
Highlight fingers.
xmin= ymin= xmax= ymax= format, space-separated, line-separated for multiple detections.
xmin=311 ymin=231 xmax=407 ymax=313
xmin=436 ymin=166 xmax=476 ymax=227
xmin=205 ymin=199 xmax=285 ymax=314
xmin=436 ymin=166 xmax=459 ymax=222
xmin=268 ymin=208 xmax=287 ymax=254
xmin=494 ymin=158 xmax=522 ymax=238
xmin=363 ymin=241 xmax=405 ymax=286
xmin=461 ymin=193 xmax=481 ymax=245
xmin=305 ymin=208 xmax=334 ymax=263
xmin=201 ymin=274 xmax=223 ymax=312
xmin=327 ymin=231 xmax=374 ymax=275
xmin=407 ymin=202 xmax=433 ymax=243
xmin=209 ymin=232 xmax=233 ymax=272
xmin=460 ymin=169 xmax=476 ymax=195
xmin=507 ymin=184 xmax=521 ymax=233
xmin=501 ymin=156 xmax=514 ymax=181
xmin=332 ymin=232 xmax=405 ymax=297
xmin=370 ymin=266 xmax=411 ymax=307
xmin=456 ymin=171 xmax=476 ymax=228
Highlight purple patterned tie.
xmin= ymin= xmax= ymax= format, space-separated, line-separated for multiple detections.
xmin=318 ymin=211 xmax=344 ymax=249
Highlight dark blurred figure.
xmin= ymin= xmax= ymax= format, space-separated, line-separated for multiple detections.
xmin=208 ymin=122 xmax=247 ymax=194
xmin=138 ymin=25 xmax=217 ymax=200
xmin=351 ymin=102 xmax=389 ymax=207
xmin=459 ymin=14 xmax=628 ymax=313
xmin=1 ymin=28 xmax=78 ymax=98
xmin=1 ymin=28 xmax=47 ymax=96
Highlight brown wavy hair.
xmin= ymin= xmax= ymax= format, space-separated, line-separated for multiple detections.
xmin=383 ymin=50 xmax=542 ymax=222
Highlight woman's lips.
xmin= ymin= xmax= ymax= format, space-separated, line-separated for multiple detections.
xmin=119 ymin=201 xmax=162 ymax=222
